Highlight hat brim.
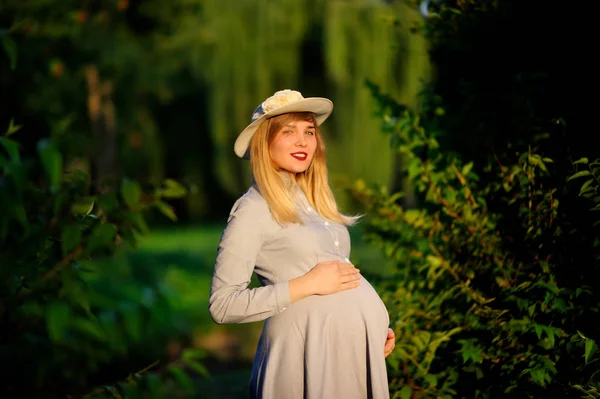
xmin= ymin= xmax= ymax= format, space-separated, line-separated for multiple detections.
xmin=234 ymin=97 xmax=333 ymax=159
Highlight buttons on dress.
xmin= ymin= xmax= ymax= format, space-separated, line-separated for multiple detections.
xmin=307 ymin=206 xmax=313 ymax=212
xmin=345 ymin=257 xmax=350 ymax=263
xmin=282 ymin=307 xmax=287 ymax=311
xmin=334 ymin=241 xmax=339 ymax=247
xmin=324 ymin=221 xmax=329 ymax=226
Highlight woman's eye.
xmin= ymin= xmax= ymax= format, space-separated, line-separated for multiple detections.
xmin=305 ymin=131 xmax=314 ymax=135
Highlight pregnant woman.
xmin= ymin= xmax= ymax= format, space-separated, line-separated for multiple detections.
xmin=209 ymin=90 xmax=393 ymax=398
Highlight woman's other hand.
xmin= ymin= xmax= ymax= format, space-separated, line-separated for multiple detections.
xmin=384 ymin=328 xmax=395 ymax=358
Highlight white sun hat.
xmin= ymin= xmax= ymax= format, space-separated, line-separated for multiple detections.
xmin=234 ymin=89 xmax=333 ymax=159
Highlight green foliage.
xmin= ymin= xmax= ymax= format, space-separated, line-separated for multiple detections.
xmin=350 ymin=83 xmax=600 ymax=398
xmin=1 ymin=0 xmax=431 ymax=221
xmin=0 ymin=123 xmax=201 ymax=398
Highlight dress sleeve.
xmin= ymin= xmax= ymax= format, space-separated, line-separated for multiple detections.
xmin=208 ymin=196 xmax=291 ymax=324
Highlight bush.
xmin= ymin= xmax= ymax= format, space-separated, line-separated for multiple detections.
xmin=0 ymin=123 xmax=203 ymax=399
xmin=349 ymin=83 xmax=600 ymax=398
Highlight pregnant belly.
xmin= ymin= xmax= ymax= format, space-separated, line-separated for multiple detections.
xmin=264 ymin=276 xmax=389 ymax=339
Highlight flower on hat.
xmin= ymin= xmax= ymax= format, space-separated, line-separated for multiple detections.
xmin=261 ymin=89 xmax=304 ymax=113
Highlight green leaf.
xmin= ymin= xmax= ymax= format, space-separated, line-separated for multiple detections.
xmin=0 ymin=137 xmax=20 ymax=161
xmin=158 ymin=178 xmax=187 ymax=198
xmin=71 ymin=198 xmax=95 ymax=216
xmin=87 ymin=223 xmax=116 ymax=253
xmin=61 ymin=224 xmax=81 ymax=256
xmin=182 ymin=348 xmax=207 ymax=361
xmin=143 ymin=373 xmax=163 ymax=398
xmin=475 ymin=367 xmax=484 ymax=379
xmin=123 ymin=308 xmax=142 ymax=342
xmin=424 ymin=373 xmax=438 ymax=387
xmin=156 ymin=200 xmax=177 ymax=222
xmin=37 ymin=138 xmax=63 ymax=191
xmin=1 ymin=34 xmax=17 ymax=70
xmin=534 ymin=324 xmax=543 ymax=339
xmin=529 ymin=368 xmax=549 ymax=386
xmin=46 ymin=301 xmax=71 ymax=341
xmin=552 ymin=297 xmax=566 ymax=313
xmin=71 ymin=318 xmax=106 ymax=342
xmin=585 ymin=338 xmax=597 ymax=363
xmin=567 ymin=170 xmax=592 ymax=181
xmin=129 ymin=211 xmax=149 ymax=234
xmin=544 ymin=327 xmax=556 ymax=348
xmin=460 ymin=162 xmax=473 ymax=177
xmin=426 ymin=255 xmax=442 ymax=268
xmin=573 ymin=158 xmax=589 ymax=165
xmin=168 ymin=365 xmax=193 ymax=391
xmin=399 ymin=385 xmax=412 ymax=399
xmin=121 ymin=179 xmax=141 ymax=209
xmin=185 ymin=359 xmax=209 ymax=378
xmin=458 ymin=339 xmax=484 ymax=364
xmin=579 ymin=179 xmax=596 ymax=195
xmin=5 ymin=118 xmax=22 ymax=136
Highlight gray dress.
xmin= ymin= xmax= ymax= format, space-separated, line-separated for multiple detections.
xmin=209 ymin=185 xmax=390 ymax=399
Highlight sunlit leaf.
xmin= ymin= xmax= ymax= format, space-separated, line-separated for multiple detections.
xmin=5 ymin=118 xmax=22 ymax=136
xmin=156 ymin=200 xmax=177 ymax=222
xmin=158 ymin=178 xmax=187 ymax=198
xmin=567 ymin=170 xmax=592 ymax=182
xmin=71 ymin=198 xmax=95 ymax=216
xmin=585 ymin=338 xmax=597 ymax=363
xmin=579 ymin=179 xmax=596 ymax=195
xmin=424 ymin=373 xmax=438 ymax=387
xmin=573 ymin=158 xmax=589 ymax=165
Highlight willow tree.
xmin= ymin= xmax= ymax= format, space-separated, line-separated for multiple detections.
xmin=2 ymin=0 xmax=431 ymax=220
xmin=156 ymin=0 xmax=431 ymax=212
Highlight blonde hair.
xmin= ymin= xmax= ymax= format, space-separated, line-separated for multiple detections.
xmin=249 ymin=112 xmax=360 ymax=226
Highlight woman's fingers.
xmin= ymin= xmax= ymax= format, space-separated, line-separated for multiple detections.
xmin=341 ymin=281 xmax=360 ymax=290
xmin=341 ymin=272 xmax=361 ymax=283
xmin=384 ymin=328 xmax=396 ymax=358
xmin=339 ymin=264 xmax=359 ymax=275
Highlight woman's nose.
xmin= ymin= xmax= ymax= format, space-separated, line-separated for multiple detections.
xmin=295 ymin=131 xmax=307 ymax=146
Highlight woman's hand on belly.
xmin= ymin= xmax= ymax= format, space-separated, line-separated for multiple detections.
xmin=288 ymin=260 xmax=361 ymax=302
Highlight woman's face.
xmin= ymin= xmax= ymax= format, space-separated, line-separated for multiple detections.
xmin=269 ymin=119 xmax=318 ymax=174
